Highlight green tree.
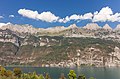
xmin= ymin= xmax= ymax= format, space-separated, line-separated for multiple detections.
xmin=45 ymin=73 xmax=51 ymax=79
xmin=39 ymin=74 xmax=45 ymax=79
xmin=77 ymin=74 xmax=86 ymax=79
xmin=21 ymin=73 xmax=31 ymax=79
xmin=68 ymin=70 xmax=77 ymax=79
xmin=0 ymin=66 xmax=6 ymax=76
xmin=13 ymin=68 xmax=22 ymax=77
xmin=4 ymin=70 xmax=13 ymax=77
xmin=0 ymin=66 xmax=6 ymax=71
xmin=30 ymin=72 xmax=39 ymax=79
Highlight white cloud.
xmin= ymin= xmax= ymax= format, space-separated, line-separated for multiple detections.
xmin=58 ymin=16 xmax=71 ymax=23
xmin=94 ymin=11 xmax=98 ymax=15
xmin=18 ymin=9 xmax=39 ymax=19
xmin=0 ymin=16 xmax=4 ymax=19
xmin=58 ymin=13 xmax=92 ymax=23
xmin=82 ymin=13 xmax=93 ymax=20
xmin=93 ymin=7 xmax=112 ymax=22
xmin=108 ymin=13 xmax=120 ymax=22
xmin=18 ymin=7 xmax=120 ymax=23
xmin=64 ymin=16 xmax=70 ymax=22
xmin=18 ymin=9 xmax=59 ymax=22
xmin=92 ymin=6 xmax=120 ymax=22
xmin=37 ymin=11 xmax=59 ymax=22
xmin=99 ymin=7 xmax=113 ymax=15
xmin=9 ymin=15 xmax=15 ymax=18
xmin=69 ymin=14 xmax=81 ymax=20
xmin=58 ymin=19 xmax=64 ymax=23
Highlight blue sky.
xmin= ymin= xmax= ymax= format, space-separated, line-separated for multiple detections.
xmin=0 ymin=0 xmax=120 ymax=28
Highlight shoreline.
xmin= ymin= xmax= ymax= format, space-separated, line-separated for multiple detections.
xmin=4 ymin=65 xmax=120 ymax=68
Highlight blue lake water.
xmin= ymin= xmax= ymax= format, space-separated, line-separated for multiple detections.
xmin=5 ymin=67 xmax=120 ymax=79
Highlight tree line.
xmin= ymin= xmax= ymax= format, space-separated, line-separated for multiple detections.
xmin=0 ymin=66 xmax=95 ymax=79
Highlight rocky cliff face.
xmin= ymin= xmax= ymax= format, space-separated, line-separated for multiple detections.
xmin=0 ymin=23 xmax=120 ymax=67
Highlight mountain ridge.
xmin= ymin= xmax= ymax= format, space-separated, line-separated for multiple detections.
xmin=0 ymin=23 xmax=120 ymax=67
xmin=1 ymin=23 xmax=120 ymax=32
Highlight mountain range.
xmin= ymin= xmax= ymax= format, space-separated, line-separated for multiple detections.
xmin=0 ymin=23 xmax=120 ymax=67
xmin=0 ymin=23 xmax=120 ymax=34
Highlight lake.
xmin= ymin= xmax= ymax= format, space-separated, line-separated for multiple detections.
xmin=5 ymin=67 xmax=120 ymax=79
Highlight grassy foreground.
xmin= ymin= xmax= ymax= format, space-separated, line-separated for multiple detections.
xmin=0 ymin=66 xmax=95 ymax=79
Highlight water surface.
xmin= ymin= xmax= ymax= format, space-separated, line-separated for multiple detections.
xmin=5 ymin=67 xmax=120 ymax=79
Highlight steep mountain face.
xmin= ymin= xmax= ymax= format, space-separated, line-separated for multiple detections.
xmin=0 ymin=34 xmax=120 ymax=67
xmin=0 ymin=23 xmax=120 ymax=67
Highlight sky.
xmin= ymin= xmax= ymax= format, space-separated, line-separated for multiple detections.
xmin=0 ymin=0 xmax=120 ymax=28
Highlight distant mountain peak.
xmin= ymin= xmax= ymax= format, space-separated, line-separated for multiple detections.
xmin=0 ymin=23 xmax=38 ymax=34
xmin=103 ymin=24 xmax=112 ymax=30
xmin=83 ymin=23 xmax=101 ymax=30
xmin=115 ymin=24 xmax=120 ymax=30
xmin=68 ymin=24 xmax=78 ymax=29
xmin=0 ymin=22 xmax=11 ymax=28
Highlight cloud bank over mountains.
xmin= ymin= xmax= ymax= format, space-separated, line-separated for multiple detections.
xmin=18 ymin=7 xmax=120 ymax=23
